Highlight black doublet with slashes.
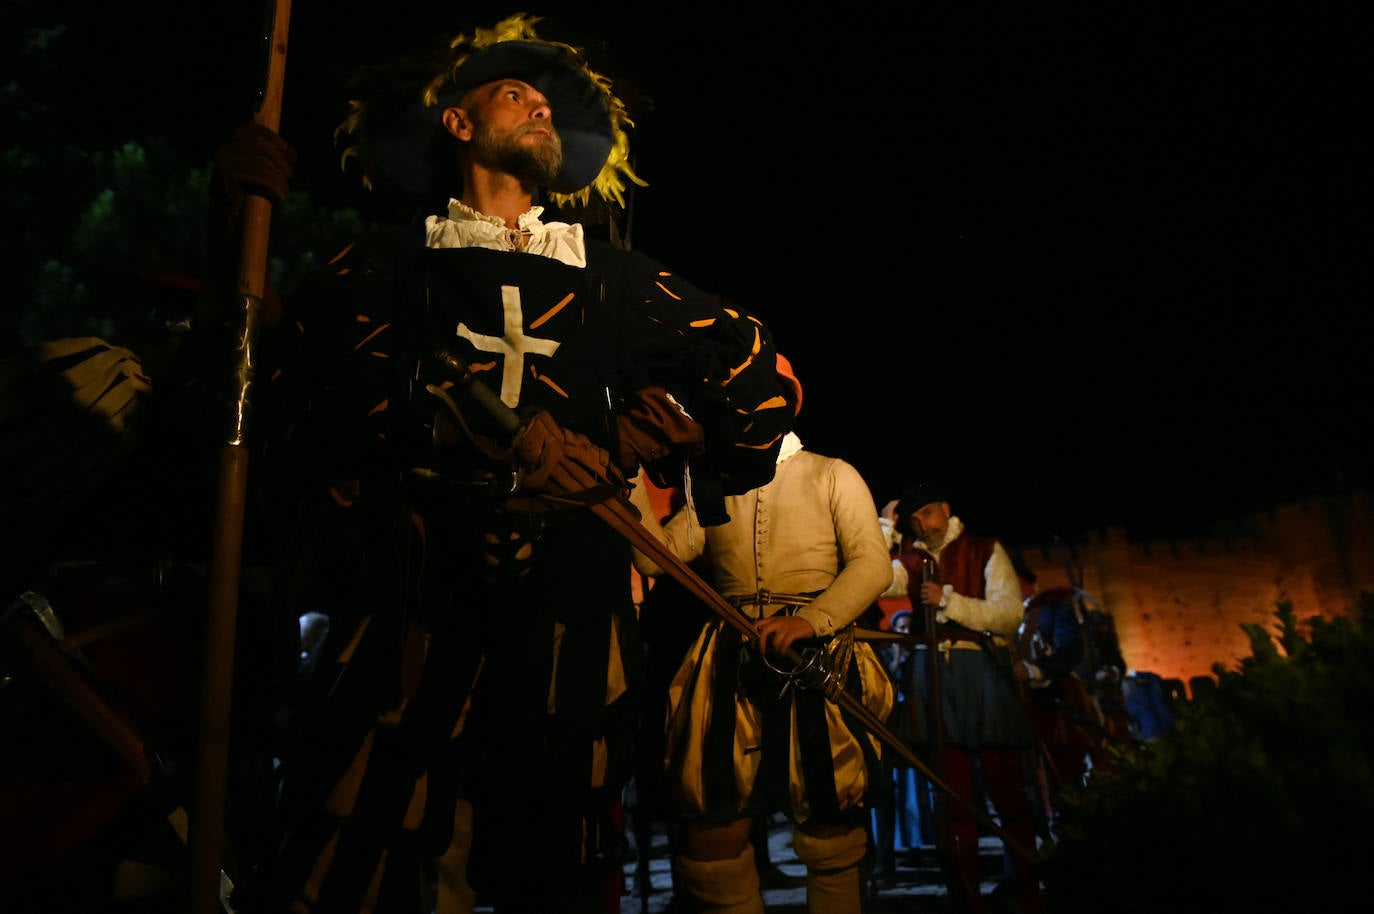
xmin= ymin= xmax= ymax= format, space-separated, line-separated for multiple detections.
xmin=262 ymin=223 xmax=798 ymax=911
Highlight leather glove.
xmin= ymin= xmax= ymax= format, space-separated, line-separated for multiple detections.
xmin=511 ymin=410 xmax=627 ymax=497
xmin=614 ymin=386 xmax=705 ymax=486
xmin=204 ymin=121 xmax=296 ymax=325
xmin=212 ymin=120 xmax=296 ymax=210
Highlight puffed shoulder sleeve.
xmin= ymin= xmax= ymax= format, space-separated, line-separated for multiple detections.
xmin=607 ymin=246 xmax=800 ymax=502
xmin=260 ymin=228 xmax=421 ymax=492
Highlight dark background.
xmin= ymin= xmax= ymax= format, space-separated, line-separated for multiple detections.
xmin=33 ymin=0 xmax=1374 ymax=545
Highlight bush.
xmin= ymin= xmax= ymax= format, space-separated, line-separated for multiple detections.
xmin=1041 ymin=594 xmax=1374 ymax=912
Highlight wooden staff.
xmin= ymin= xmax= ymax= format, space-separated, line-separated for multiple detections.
xmin=188 ymin=3 xmax=292 ymax=912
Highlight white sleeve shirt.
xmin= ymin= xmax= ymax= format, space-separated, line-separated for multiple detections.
xmin=630 ymin=440 xmax=892 ymax=638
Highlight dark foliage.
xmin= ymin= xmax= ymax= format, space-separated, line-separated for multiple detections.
xmin=1 ymin=3 xmax=364 ymax=354
xmin=1041 ymin=595 xmax=1374 ymax=912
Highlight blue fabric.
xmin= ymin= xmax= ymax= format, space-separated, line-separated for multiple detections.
xmin=1033 ymin=600 xmax=1085 ymax=680
xmin=1123 ymin=671 xmax=1176 ymax=740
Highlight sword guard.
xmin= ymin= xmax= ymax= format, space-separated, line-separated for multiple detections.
xmin=761 ymin=641 xmax=847 ymax=701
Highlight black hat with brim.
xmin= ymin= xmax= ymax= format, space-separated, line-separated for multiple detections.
xmin=364 ymin=39 xmax=613 ymax=197
xmin=894 ymin=481 xmax=953 ymax=538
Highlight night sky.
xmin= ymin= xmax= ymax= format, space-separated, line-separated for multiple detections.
xmin=43 ymin=0 xmax=1374 ymax=545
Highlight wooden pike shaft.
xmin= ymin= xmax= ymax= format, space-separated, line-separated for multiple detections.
xmin=188 ymin=3 xmax=292 ymax=913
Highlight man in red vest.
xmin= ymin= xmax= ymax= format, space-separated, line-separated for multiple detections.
xmin=890 ymin=482 xmax=1044 ymax=914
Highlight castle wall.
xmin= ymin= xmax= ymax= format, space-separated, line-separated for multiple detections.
xmin=1018 ymin=492 xmax=1374 ymax=696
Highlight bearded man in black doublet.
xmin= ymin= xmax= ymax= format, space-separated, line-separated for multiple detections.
xmin=256 ymin=14 xmax=799 ymax=914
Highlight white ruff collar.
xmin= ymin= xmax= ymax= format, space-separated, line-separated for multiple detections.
xmin=424 ymin=199 xmax=587 ymax=267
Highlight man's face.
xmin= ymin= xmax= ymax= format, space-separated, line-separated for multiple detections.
xmin=908 ymin=501 xmax=951 ymax=547
xmin=462 ymin=79 xmax=564 ymax=185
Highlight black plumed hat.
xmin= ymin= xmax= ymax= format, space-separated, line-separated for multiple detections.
xmin=336 ymin=13 xmax=645 ymax=208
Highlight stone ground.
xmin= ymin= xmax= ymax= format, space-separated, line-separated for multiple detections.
xmin=473 ymin=812 xmax=1034 ymax=913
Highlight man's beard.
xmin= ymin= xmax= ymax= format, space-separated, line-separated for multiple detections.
xmin=470 ymin=121 xmax=564 ymax=187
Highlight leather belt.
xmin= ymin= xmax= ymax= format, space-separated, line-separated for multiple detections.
xmin=725 ymin=590 xmax=813 ymax=609
xmin=935 ymin=622 xmax=990 ymax=647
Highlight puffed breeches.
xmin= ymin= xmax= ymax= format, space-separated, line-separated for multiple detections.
xmin=664 ymin=621 xmax=893 ymax=827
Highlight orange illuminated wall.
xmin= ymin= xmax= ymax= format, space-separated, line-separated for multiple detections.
xmin=1015 ymin=492 xmax=1374 ymax=694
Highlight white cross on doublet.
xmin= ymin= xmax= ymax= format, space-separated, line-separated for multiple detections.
xmin=455 ymin=285 xmax=561 ymax=407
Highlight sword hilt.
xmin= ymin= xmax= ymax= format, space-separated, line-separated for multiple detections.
xmin=429 ymin=347 xmax=523 ymax=438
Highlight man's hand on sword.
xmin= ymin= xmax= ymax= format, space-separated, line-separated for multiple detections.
xmin=755 ymin=613 xmax=816 ymax=658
